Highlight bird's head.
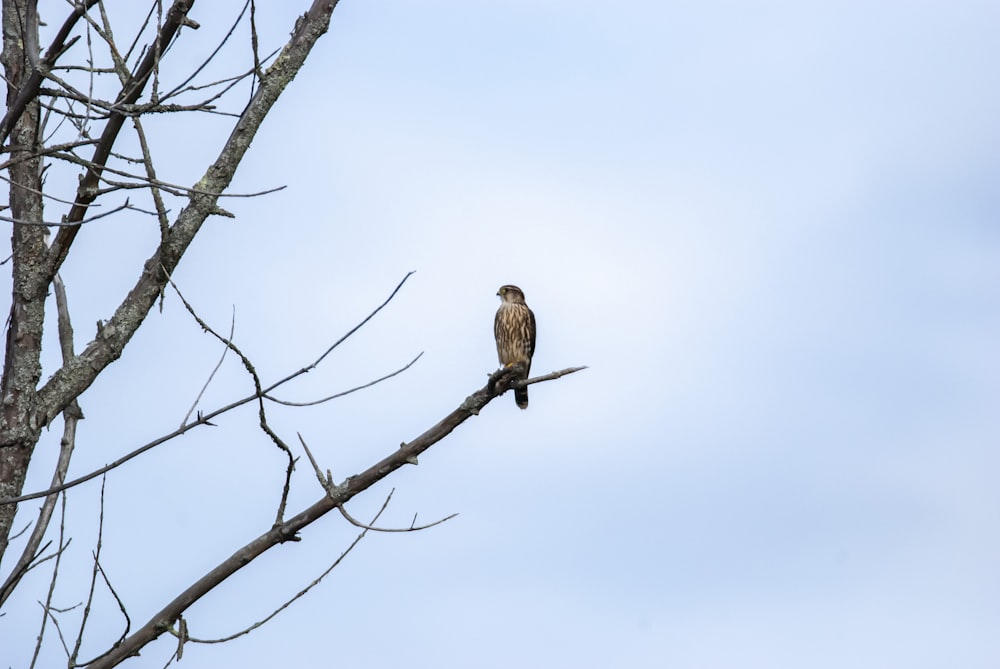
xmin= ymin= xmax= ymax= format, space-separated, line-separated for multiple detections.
xmin=497 ymin=285 xmax=526 ymax=304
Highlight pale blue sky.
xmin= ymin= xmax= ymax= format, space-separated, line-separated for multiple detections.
xmin=3 ymin=1 xmax=999 ymax=667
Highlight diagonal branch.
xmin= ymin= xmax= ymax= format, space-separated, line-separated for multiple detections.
xmin=85 ymin=364 xmax=585 ymax=669
xmin=168 ymin=492 xmax=389 ymax=648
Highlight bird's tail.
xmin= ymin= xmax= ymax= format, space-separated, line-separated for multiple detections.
xmin=515 ymin=386 xmax=528 ymax=410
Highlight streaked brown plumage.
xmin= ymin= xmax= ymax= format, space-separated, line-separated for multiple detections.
xmin=494 ymin=284 xmax=536 ymax=409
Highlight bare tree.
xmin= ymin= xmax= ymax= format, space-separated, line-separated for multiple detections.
xmin=0 ymin=2 xmax=582 ymax=666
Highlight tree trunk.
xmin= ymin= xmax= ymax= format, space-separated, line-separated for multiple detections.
xmin=0 ymin=0 xmax=47 ymax=563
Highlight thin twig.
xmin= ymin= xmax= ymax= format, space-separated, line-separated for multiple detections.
xmin=309 ymin=271 xmax=416 ymax=372
xmin=337 ymin=503 xmax=457 ymax=533
xmin=249 ymin=0 xmax=263 ymax=97
xmin=7 ymin=522 xmax=31 ymax=542
xmin=265 ymin=352 xmax=423 ymax=407
xmin=0 ymin=138 xmax=99 ymax=170
xmin=122 ymin=1 xmax=157 ymax=66
xmin=180 ymin=308 xmax=234 ymax=427
xmin=73 ymin=557 xmax=132 ymax=667
xmin=514 ymin=365 xmax=588 ymax=387
xmin=166 ymin=57 xmax=274 ymax=96
xmin=157 ymin=0 xmax=250 ymax=104
xmin=28 ymin=493 xmax=71 ymax=669
xmin=70 ymin=475 xmax=109 ymax=666
xmin=0 ymin=199 xmax=132 ymax=227
xmin=297 ymin=433 xmax=331 ymax=491
xmin=45 ymin=149 xmax=287 ymax=198
xmin=37 ymin=601 xmax=74 ymax=661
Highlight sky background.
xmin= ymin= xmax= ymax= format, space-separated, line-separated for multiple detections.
xmin=3 ymin=0 xmax=1000 ymax=667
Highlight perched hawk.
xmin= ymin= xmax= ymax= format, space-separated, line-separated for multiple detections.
xmin=494 ymin=284 xmax=536 ymax=409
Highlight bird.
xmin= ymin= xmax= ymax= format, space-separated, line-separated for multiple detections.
xmin=494 ymin=284 xmax=536 ymax=409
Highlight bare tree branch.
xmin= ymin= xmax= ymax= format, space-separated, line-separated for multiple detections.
xmin=0 ymin=138 xmax=99 ymax=166
xmin=0 ymin=198 xmax=133 ymax=226
xmin=28 ymin=494 xmax=71 ymax=669
xmin=70 ymin=475 xmax=109 ymax=666
xmin=157 ymin=0 xmax=252 ymax=105
xmin=264 ymin=352 xmax=424 ymax=407
xmin=84 ymin=362 xmax=584 ymax=669
xmin=180 ymin=309 xmax=235 ymax=427
xmin=515 ymin=365 xmax=589 ymax=388
xmin=0 ymin=271 xmax=81 ymax=606
xmin=337 ymin=503 xmax=458 ymax=533
xmin=297 ymin=433 xmax=331 ymax=490
xmin=74 ymin=554 xmax=133 ymax=667
xmin=45 ymin=134 xmax=288 ymax=198
xmin=166 ymin=492 xmax=390 ymax=646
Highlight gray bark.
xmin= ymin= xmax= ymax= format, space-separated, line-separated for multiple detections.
xmin=0 ymin=0 xmax=47 ymax=563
